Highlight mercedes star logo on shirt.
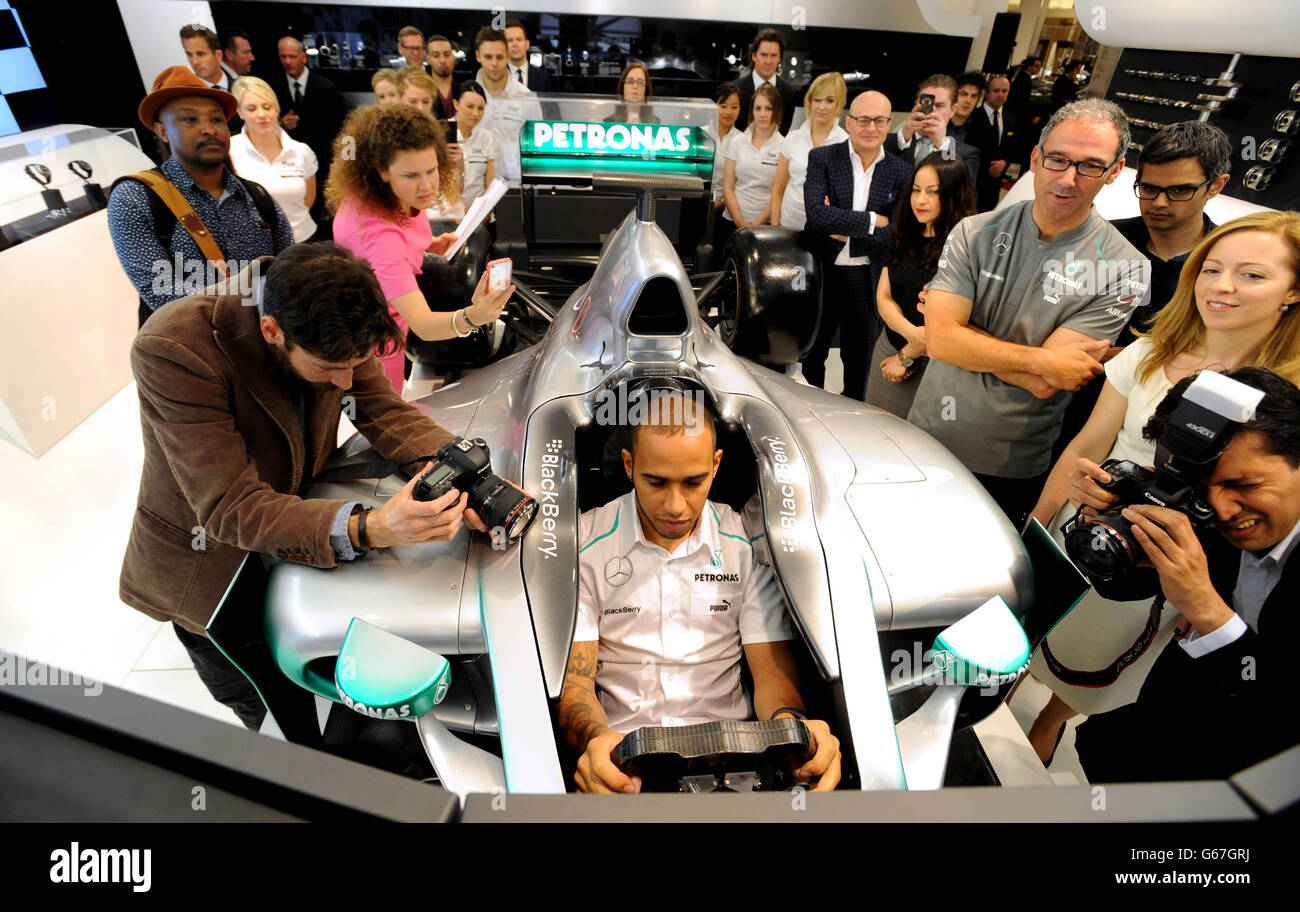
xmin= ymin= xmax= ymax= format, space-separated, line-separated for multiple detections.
xmin=604 ymin=556 xmax=634 ymax=587
xmin=993 ymin=231 xmax=1012 ymax=256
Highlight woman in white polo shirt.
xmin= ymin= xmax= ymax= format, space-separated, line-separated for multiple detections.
xmin=770 ymin=72 xmax=848 ymax=230
xmin=452 ymin=80 xmax=498 ymax=210
xmin=703 ymin=82 xmax=742 ymax=214
xmin=228 ymin=76 xmax=318 ymax=243
xmin=717 ymin=84 xmax=783 ymax=254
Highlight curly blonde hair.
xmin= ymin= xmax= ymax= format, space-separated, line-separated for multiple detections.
xmin=324 ymin=103 xmax=450 ymax=224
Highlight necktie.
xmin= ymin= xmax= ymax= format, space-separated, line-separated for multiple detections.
xmin=993 ymin=109 xmax=1001 ymax=143
xmin=293 ymin=81 xmax=302 ymax=103
xmin=515 ymin=67 xmax=523 ymax=83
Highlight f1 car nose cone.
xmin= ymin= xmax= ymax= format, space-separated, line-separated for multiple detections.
xmin=335 ymin=618 xmax=452 ymax=719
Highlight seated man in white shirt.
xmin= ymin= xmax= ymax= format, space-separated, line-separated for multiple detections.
xmin=558 ymin=388 xmax=841 ymax=793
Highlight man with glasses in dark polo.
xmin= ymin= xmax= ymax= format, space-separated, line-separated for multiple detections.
xmin=1053 ymin=121 xmax=1232 ymax=460
xmin=907 ymin=99 xmax=1151 ymax=528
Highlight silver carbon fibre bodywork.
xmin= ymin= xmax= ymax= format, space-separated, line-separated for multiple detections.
xmin=266 ymin=208 xmax=1034 ymax=793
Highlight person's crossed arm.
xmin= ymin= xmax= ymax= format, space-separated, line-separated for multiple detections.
xmin=923 ymin=287 xmax=1110 ymax=397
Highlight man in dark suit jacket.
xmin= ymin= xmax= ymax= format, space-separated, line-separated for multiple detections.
xmin=274 ymin=35 xmax=347 ymax=220
xmin=735 ymin=27 xmax=798 ymax=134
xmin=802 ymin=90 xmax=912 ymax=402
xmin=886 ymin=73 xmax=980 ymax=184
xmin=965 ymin=74 xmax=1018 ymax=211
xmin=1074 ymin=368 xmax=1300 ymax=782
xmin=505 ymin=21 xmax=553 ymax=92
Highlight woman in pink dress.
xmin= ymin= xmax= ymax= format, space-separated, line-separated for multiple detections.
xmin=326 ymin=103 xmax=513 ymax=392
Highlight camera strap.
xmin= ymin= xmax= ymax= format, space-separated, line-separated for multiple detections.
xmin=1038 ymin=594 xmax=1165 ymax=688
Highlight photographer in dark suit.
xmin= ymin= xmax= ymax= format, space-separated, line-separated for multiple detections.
xmin=1075 ymin=368 xmax=1300 ymax=782
xmin=802 ymin=90 xmax=911 ymax=401
xmin=736 ymin=28 xmax=798 ymax=134
xmin=273 ymin=35 xmax=347 ymax=222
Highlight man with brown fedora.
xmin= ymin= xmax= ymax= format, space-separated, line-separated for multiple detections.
xmin=107 ymin=65 xmax=292 ymax=327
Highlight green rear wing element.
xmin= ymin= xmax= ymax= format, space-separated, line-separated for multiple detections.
xmin=335 ymin=618 xmax=451 ymax=720
xmin=930 ymin=596 xmax=1031 ymax=687
xmin=520 ymin=120 xmax=716 ymax=181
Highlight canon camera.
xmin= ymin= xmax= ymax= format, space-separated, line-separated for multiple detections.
xmin=1063 ymin=371 xmax=1265 ymax=583
xmin=413 ymin=437 xmax=537 ymax=545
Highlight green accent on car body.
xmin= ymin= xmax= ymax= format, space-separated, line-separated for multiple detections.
xmin=521 ymin=121 xmax=715 ymax=181
xmin=930 ymin=595 xmax=1031 ymax=686
xmin=334 ymin=618 xmax=450 ymax=720
xmin=579 ymin=504 xmax=619 ymax=553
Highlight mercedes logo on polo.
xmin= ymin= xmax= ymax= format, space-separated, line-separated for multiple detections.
xmin=993 ymin=232 xmax=1012 ymax=256
xmin=604 ymin=556 xmax=633 ymax=587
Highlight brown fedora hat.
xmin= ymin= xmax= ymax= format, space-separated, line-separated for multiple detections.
xmin=138 ymin=65 xmax=237 ymax=129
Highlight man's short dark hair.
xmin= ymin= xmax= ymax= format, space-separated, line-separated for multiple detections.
xmin=180 ymin=24 xmax=220 ymax=52
xmin=750 ymin=27 xmax=785 ymax=59
xmin=263 ymin=243 xmax=404 ymax=361
xmin=427 ymin=33 xmax=452 ymax=47
xmin=623 ymin=387 xmax=718 ymax=455
xmin=1136 ymin=121 xmax=1233 ymax=183
xmin=220 ymin=27 xmax=252 ymax=53
xmin=1143 ymin=367 xmax=1300 ymax=469
xmin=957 ymin=71 xmax=986 ymax=93
xmin=475 ymin=27 xmax=508 ymax=52
xmin=505 ymin=20 xmax=528 ymax=35
xmin=917 ymin=73 xmax=958 ymax=101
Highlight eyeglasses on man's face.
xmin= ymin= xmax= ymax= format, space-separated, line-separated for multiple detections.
xmin=846 ymin=114 xmax=891 ymax=130
xmin=1038 ymin=151 xmax=1115 ymax=179
xmin=1133 ymin=177 xmax=1212 ymax=201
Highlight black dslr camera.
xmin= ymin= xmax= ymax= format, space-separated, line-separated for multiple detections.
xmin=1063 ymin=371 xmax=1264 ymax=583
xmin=413 ymin=437 xmax=537 ymax=546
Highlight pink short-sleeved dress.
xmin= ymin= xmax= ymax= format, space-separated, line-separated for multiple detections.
xmin=332 ymin=196 xmax=432 ymax=392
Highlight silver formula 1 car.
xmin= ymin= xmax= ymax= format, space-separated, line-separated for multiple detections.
xmin=217 ymin=103 xmax=1042 ymax=800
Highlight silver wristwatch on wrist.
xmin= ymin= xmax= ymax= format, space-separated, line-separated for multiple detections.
xmin=897 ymin=352 xmax=915 ymax=369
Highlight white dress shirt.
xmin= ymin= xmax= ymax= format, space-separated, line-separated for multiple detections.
xmin=285 ymin=68 xmax=309 ymax=102
xmin=892 ymin=128 xmax=955 ymax=164
xmin=982 ymin=102 xmax=1005 ymax=145
xmin=575 ymin=491 xmax=792 ymax=733
xmin=833 ymin=144 xmax=881 ymax=266
xmin=723 ymin=125 xmax=783 ymax=223
xmin=228 ymin=129 xmax=318 ymax=242
xmin=1181 ymin=518 xmax=1300 ymax=657
xmin=475 ymin=68 xmax=540 ymax=183
xmin=508 ymin=62 xmax=528 ymax=88
xmin=751 ymin=70 xmax=776 ymax=92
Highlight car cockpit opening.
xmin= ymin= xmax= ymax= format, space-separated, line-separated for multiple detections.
xmin=627 ymin=275 xmax=690 ymax=337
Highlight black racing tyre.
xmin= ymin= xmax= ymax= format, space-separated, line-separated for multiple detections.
xmin=714 ymin=226 xmax=821 ymax=365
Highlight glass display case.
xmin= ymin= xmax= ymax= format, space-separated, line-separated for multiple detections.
xmin=0 ymin=125 xmax=151 ymax=251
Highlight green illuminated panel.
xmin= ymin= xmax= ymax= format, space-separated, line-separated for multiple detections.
xmin=521 ymin=120 xmax=715 ymax=180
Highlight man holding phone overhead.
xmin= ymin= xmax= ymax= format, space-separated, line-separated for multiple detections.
xmin=887 ymin=74 xmax=980 ymax=183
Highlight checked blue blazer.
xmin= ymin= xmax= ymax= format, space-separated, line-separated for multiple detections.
xmin=803 ymin=140 xmax=912 ymax=262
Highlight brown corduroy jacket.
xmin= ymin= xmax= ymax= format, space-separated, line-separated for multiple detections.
xmin=119 ymin=260 xmax=454 ymax=634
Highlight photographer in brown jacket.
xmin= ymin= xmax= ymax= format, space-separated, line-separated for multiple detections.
xmin=120 ymin=243 xmax=490 ymax=731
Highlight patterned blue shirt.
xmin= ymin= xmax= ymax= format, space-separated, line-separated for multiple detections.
xmin=107 ymin=155 xmax=293 ymax=313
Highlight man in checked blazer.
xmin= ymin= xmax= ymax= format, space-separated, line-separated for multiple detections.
xmin=802 ymin=90 xmax=912 ymax=401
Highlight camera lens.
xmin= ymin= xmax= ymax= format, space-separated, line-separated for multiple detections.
xmin=470 ymin=474 xmax=538 ymax=543
xmin=1064 ymin=513 xmax=1140 ymax=582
